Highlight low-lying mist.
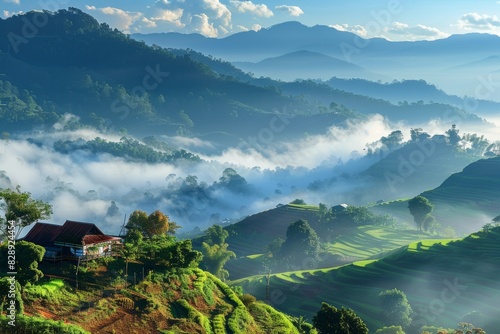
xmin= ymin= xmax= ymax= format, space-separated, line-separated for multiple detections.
xmin=1 ymin=114 xmax=497 ymax=236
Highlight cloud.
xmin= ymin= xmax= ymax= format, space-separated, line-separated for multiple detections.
xmin=236 ymin=23 xmax=262 ymax=32
xmin=192 ymin=13 xmax=218 ymax=37
xmin=85 ymin=6 xmax=143 ymax=32
xmin=231 ymin=0 xmax=273 ymax=18
xmin=152 ymin=8 xmax=184 ymax=27
xmin=3 ymin=10 xmax=23 ymax=18
xmin=384 ymin=22 xmax=450 ymax=41
xmin=458 ymin=13 xmax=500 ymax=33
xmin=330 ymin=23 xmax=368 ymax=37
xmin=2 ymin=0 xmax=20 ymax=4
xmin=153 ymin=0 xmax=232 ymax=37
xmin=275 ymin=5 xmax=304 ymax=17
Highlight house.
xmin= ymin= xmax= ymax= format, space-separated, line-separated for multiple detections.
xmin=21 ymin=220 xmax=122 ymax=261
xmin=332 ymin=204 xmax=349 ymax=213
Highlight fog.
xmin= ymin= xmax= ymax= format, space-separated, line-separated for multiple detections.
xmin=1 ymin=114 xmax=498 ymax=236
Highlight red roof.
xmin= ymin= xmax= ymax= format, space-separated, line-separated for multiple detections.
xmin=23 ymin=220 xmax=119 ymax=247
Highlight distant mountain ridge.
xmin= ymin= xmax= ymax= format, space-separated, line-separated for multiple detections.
xmin=133 ymin=22 xmax=500 ymax=98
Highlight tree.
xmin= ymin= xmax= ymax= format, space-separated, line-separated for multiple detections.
xmin=0 ymin=241 xmax=45 ymax=287
xmin=312 ymin=302 xmax=368 ymax=334
xmin=446 ymin=124 xmax=461 ymax=146
xmin=121 ymin=229 xmax=143 ymax=278
xmin=0 ymin=186 xmax=52 ymax=240
xmin=205 ymin=224 xmax=229 ymax=245
xmin=408 ymin=196 xmax=434 ymax=231
xmin=279 ymin=219 xmax=319 ymax=268
xmin=378 ymin=289 xmax=413 ymax=329
xmin=126 ymin=210 xmax=173 ymax=238
xmin=200 ymin=242 xmax=235 ymax=280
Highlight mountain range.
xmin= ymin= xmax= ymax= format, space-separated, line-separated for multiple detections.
xmin=133 ymin=21 xmax=500 ymax=99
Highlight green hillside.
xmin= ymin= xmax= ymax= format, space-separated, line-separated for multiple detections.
xmin=372 ymin=156 xmax=500 ymax=234
xmin=4 ymin=267 xmax=300 ymax=334
xmin=194 ymin=204 xmax=321 ymax=257
xmin=232 ymin=226 xmax=500 ymax=332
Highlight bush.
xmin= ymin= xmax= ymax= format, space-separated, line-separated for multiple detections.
xmin=239 ymin=294 xmax=256 ymax=307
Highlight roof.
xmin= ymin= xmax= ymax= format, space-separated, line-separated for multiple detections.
xmin=22 ymin=222 xmax=62 ymax=247
xmin=54 ymin=220 xmax=105 ymax=246
xmin=23 ymin=220 xmax=119 ymax=248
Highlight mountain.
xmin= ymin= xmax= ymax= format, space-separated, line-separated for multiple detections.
xmin=233 ymin=50 xmax=382 ymax=81
xmin=133 ymin=23 xmax=500 ymax=98
xmin=233 ymin=226 xmax=500 ymax=332
xmin=372 ymin=156 xmax=500 ymax=233
xmin=0 ymin=9 xmax=356 ymax=146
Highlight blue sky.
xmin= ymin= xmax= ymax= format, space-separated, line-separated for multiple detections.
xmin=2 ymin=0 xmax=500 ymax=40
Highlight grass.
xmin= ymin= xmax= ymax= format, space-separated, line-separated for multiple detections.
xmin=232 ymin=226 xmax=500 ymax=332
xmin=323 ymin=225 xmax=441 ymax=259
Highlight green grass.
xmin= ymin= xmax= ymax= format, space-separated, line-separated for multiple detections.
xmin=232 ymin=227 xmax=500 ymax=332
xmin=323 ymin=225 xmax=441 ymax=259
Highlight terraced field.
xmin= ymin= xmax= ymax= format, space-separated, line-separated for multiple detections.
xmin=372 ymin=156 xmax=500 ymax=234
xmin=232 ymin=227 xmax=500 ymax=331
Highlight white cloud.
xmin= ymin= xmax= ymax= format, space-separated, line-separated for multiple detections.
xmin=2 ymin=0 xmax=20 ymax=4
xmin=231 ymin=0 xmax=273 ymax=18
xmin=275 ymin=5 xmax=304 ymax=17
xmin=152 ymin=8 xmax=184 ymax=27
xmin=251 ymin=23 xmax=262 ymax=31
xmin=85 ymin=6 xmax=143 ymax=32
xmin=237 ymin=23 xmax=262 ymax=32
xmin=458 ymin=13 xmax=500 ymax=34
xmin=3 ymin=10 xmax=23 ymax=18
xmin=330 ymin=23 xmax=368 ymax=37
xmin=192 ymin=13 xmax=218 ymax=37
xmin=140 ymin=17 xmax=158 ymax=28
xmin=384 ymin=22 xmax=450 ymax=41
xmin=153 ymin=0 xmax=232 ymax=37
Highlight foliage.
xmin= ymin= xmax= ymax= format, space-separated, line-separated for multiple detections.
xmin=378 ymin=288 xmax=413 ymax=329
xmin=205 ymin=224 xmax=229 ymax=245
xmin=290 ymin=199 xmax=307 ymax=205
xmin=312 ymin=302 xmax=368 ymax=334
xmin=375 ymin=325 xmax=406 ymax=333
xmin=53 ymin=136 xmax=200 ymax=164
xmin=0 ymin=186 xmax=52 ymax=239
xmin=201 ymin=242 xmax=235 ymax=280
xmin=0 ymin=315 xmax=90 ymax=333
xmin=0 ymin=241 xmax=45 ymax=286
xmin=0 ymin=277 xmax=23 ymax=315
xmin=126 ymin=209 xmax=173 ymax=238
xmin=408 ymin=196 xmax=434 ymax=231
xmin=278 ymin=219 xmax=319 ymax=268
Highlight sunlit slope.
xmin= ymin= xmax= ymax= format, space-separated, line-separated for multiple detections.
xmin=227 ymin=225 xmax=441 ymax=280
xmin=233 ymin=227 xmax=500 ymax=330
xmin=222 ymin=204 xmax=321 ymax=257
xmin=372 ymin=156 xmax=500 ymax=234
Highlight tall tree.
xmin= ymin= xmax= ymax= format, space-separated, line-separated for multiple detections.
xmin=0 ymin=186 xmax=52 ymax=239
xmin=126 ymin=209 xmax=173 ymax=238
xmin=279 ymin=219 xmax=319 ymax=267
xmin=312 ymin=302 xmax=368 ymax=334
xmin=205 ymin=224 xmax=229 ymax=245
xmin=378 ymin=289 xmax=413 ymax=329
xmin=408 ymin=196 xmax=434 ymax=231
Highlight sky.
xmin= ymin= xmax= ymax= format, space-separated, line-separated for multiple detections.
xmin=2 ymin=0 xmax=500 ymax=40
